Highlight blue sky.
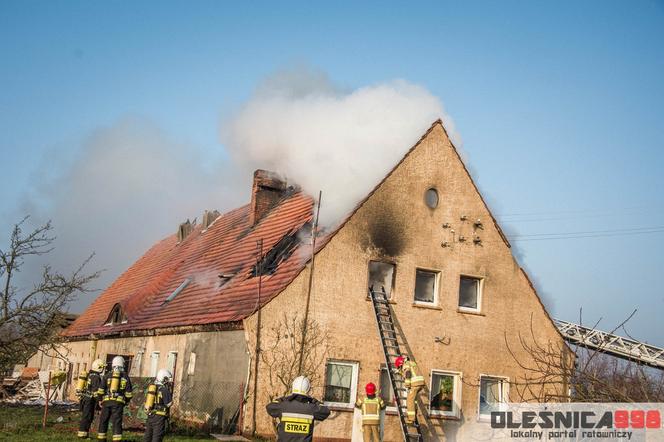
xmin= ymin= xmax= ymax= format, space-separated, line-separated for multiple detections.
xmin=1 ymin=1 xmax=663 ymax=345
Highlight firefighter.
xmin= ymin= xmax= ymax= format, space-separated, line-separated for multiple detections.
xmin=355 ymin=382 xmax=385 ymax=442
xmin=142 ymin=369 xmax=173 ymax=442
xmin=395 ymin=355 xmax=424 ymax=425
xmin=266 ymin=376 xmax=330 ymax=441
xmin=76 ymin=359 xmax=105 ymax=439
xmin=97 ymin=356 xmax=133 ymax=441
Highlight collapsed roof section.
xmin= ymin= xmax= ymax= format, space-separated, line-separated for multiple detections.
xmin=62 ymin=171 xmax=316 ymax=338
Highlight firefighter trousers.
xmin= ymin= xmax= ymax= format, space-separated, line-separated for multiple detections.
xmin=78 ymin=396 xmax=97 ymax=438
xmin=406 ymin=385 xmax=422 ymax=423
xmin=143 ymin=414 xmax=168 ymax=442
xmin=97 ymin=403 xmax=124 ymax=440
xmin=362 ymin=424 xmax=380 ymax=442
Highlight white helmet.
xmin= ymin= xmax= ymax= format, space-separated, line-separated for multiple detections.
xmin=156 ymin=369 xmax=172 ymax=385
xmin=111 ymin=356 xmax=125 ymax=370
xmin=91 ymin=359 xmax=105 ymax=373
xmin=291 ymin=376 xmax=311 ymax=395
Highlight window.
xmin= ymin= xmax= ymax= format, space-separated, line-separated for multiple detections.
xmin=129 ymin=351 xmax=143 ymax=377
xmin=323 ymin=361 xmax=358 ymax=407
xmin=105 ymin=303 xmax=127 ymax=325
xmin=430 ymin=371 xmax=461 ymax=418
xmin=459 ymin=276 xmax=483 ymax=312
xmin=150 ymin=352 xmax=160 ymax=377
xmin=167 ymin=351 xmax=178 ymax=376
xmin=368 ymin=261 xmax=396 ymax=299
xmin=379 ymin=366 xmax=396 ymax=410
xmin=105 ymin=354 xmax=133 ymax=374
xmin=479 ymin=376 xmax=508 ymax=418
xmin=414 ymin=269 xmax=438 ymax=304
xmin=187 ymin=352 xmax=197 ymax=376
xmin=425 ymin=188 xmax=439 ymax=209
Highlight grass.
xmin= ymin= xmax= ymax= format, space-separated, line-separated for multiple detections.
xmin=0 ymin=404 xmax=217 ymax=441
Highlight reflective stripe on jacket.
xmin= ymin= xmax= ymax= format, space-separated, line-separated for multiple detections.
xmin=355 ymin=396 xmax=385 ymax=425
xmin=266 ymin=393 xmax=330 ymax=441
xmin=149 ymin=384 xmax=173 ymax=416
xmin=101 ymin=371 xmax=133 ymax=404
xmin=402 ymin=360 xmax=425 ymax=388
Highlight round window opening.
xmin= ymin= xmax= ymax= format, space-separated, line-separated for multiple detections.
xmin=425 ymin=188 xmax=439 ymax=209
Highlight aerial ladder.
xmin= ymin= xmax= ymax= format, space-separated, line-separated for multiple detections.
xmin=369 ymin=287 xmax=424 ymax=442
xmin=554 ymin=319 xmax=664 ymax=370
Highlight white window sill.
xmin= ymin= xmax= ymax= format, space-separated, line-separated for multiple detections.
xmin=457 ymin=307 xmax=484 ymax=316
xmin=429 ymin=411 xmax=461 ymax=420
xmin=324 ymin=403 xmax=354 ymax=412
xmin=412 ymin=302 xmax=442 ymax=310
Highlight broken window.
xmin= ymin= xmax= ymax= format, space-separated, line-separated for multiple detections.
xmin=414 ymin=269 xmax=438 ymax=304
xmin=479 ymin=376 xmax=507 ymax=417
xmin=368 ymin=261 xmax=396 ymax=299
xmin=105 ymin=354 xmax=133 ymax=374
xmin=459 ymin=276 xmax=482 ymax=311
xmin=252 ymin=224 xmax=310 ymax=276
xmin=104 ymin=304 xmax=127 ymax=325
xmin=430 ymin=371 xmax=460 ymax=417
xmin=323 ymin=360 xmax=358 ymax=406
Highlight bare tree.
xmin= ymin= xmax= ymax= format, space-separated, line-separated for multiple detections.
xmin=0 ymin=217 xmax=100 ymax=373
xmin=260 ymin=313 xmax=332 ymax=402
xmin=500 ymin=313 xmax=664 ymax=403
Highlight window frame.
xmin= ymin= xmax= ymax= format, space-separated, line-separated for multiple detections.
xmin=367 ymin=260 xmax=397 ymax=301
xmin=477 ymin=374 xmax=509 ymax=420
xmin=429 ymin=369 xmax=462 ymax=418
xmin=150 ymin=351 xmax=160 ymax=377
xmin=323 ymin=360 xmax=359 ymax=409
xmin=458 ymin=274 xmax=484 ymax=313
xmin=413 ymin=267 xmax=440 ymax=306
xmin=379 ymin=365 xmax=398 ymax=413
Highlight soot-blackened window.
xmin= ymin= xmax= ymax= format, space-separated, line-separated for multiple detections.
xmin=414 ymin=269 xmax=438 ymax=304
xmin=368 ymin=261 xmax=396 ymax=299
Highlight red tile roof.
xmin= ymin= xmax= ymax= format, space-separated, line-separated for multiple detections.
xmin=63 ymin=191 xmax=315 ymax=337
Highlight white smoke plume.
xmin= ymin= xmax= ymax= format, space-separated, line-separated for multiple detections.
xmin=11 ymin=118 xmax=247 ymax=309
xmin=222 ymin=67 xmax=457 ymax=226
xmin=10 ymin=68 xmax=458 ymax=312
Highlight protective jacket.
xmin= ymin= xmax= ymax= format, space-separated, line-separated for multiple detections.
xmin=147 ymin=384 xmax=173 ymax=417
xmin=400 ymin=360 xmax=425 ymax=388
xmin=143 ymin=384 xmax=173 ymax=442
xmin=266 ymin=393 xmax=330 ymax=441
xmin=98 ymin=369 xmax=133 ymax=404
xmin=77 ymin=371 xmax=103 ymax=438
xmin=79 ymin=371 xmax=103 ymax=398
xmin=355 ymin=395 xmax=385 ymax=425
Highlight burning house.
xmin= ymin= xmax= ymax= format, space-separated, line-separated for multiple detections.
xmin=53 ymin=120 xmax=568 ymax=440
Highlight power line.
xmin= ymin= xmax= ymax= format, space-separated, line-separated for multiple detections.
xmin=510 ymin=225 xmax=664 ymax=239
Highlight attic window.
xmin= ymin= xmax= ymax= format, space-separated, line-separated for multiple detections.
xmin=425 ymin=188 xmax=439 ymax=209
xmin=105 ymin=304 xmax=127 ymax=325
xmin=252 ymin=224 xmax=309 ymax=276
xmin=163 ymin=278 xmax=191 ymax=304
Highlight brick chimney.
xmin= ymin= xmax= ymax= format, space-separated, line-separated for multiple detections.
xmin=250 ymin=169 xmax=288 ymax=226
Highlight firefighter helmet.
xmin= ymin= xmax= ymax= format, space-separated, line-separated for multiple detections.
xmin=291 ymin=376 xmax=311 ymax=395
xmin=365 ymin=382 xmax=377 ymax=395
xmin=395 ymin=356 xmax=406 ymax=368
xmin=156 ymin=369 xmax=172 ymax=385
xmin=111 ymin=356 xmax=125 ymax=370
xmin=91 ymin=359 xmax=105 ymax=373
